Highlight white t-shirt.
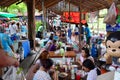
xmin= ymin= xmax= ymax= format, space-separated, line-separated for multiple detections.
xmin=87 ymin=68 xmax=97 ymax=80
xmin=33 ymin=70 xmax=52 ymax=80
xmin=9 ymin=24 xmax=18 ymax=35
xmin=75 ymin=27 xmax=79 ymax=32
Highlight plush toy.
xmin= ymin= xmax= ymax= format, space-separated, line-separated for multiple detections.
xmin=104 ymin=32 xmax=120 ymax=71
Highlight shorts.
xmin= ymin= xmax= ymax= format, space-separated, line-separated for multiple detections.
xmin=75 ymin=32 xmax=79 ymax=35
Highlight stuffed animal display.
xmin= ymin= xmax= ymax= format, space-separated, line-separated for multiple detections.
xmin=104 ymin=32 xmax=120 ymax=71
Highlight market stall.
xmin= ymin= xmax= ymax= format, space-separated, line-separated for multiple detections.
xmin=1 ymin=0 xmax=120 ymax=80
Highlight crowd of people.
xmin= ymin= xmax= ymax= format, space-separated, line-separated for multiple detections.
xmin=26 ymin=47 xmax=101 ymax=80
xmin=0 ymin=20 xmax=28 ymax=55
xmin=31 ymin=22 xmax=106 ymax=80
xmin=0 ymin=20 xmax=28 ymax=79
xmin=0 ymin=18 xmax=107 ymax=80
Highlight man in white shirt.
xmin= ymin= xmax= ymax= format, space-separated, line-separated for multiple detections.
xmin=82 ymin=59 xmax=99 ymax=80
xmin=9 ymin=21 xmax=18 ymax=35
xmin=87 ymin=68 xmax=97 ymax=80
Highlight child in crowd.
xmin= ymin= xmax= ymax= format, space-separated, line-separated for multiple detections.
xmin=77 ymin=47 xmax=94 ymax=65
xmin=82 ymin=59 xmax=101 ymax=80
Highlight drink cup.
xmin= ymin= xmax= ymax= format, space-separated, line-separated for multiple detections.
xmin=76 ymin=73 xmax=81 ymax=80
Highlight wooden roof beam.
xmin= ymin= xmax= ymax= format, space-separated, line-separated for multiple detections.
xmin=84 ymin=0 xmax=101 ymax=8
xmin=82 ymin=0 xmax=106 ymax=11
xmin=35 ymin=0 xmax=41 ymax=7
xmin=36 ymin=0 xmax=61 ymax=11
xmin=70 ymin=1 xmax=94 ymax=12
xmin=50 ymin=9 xmax=63 ymax=15
xmin=0 ymin=0 xmax=10 ymax=5
xmin=96 ymin=0 xmax=110 ymax=8
xmin=0 ymin=0 xmax=18 ymax=7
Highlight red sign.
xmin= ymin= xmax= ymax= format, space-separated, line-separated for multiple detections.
xmin=61 ymin=12 xmax=86 ymax=24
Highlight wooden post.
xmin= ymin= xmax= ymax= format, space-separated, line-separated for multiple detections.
xmin=47 ymin=9 xmax=50 ymax=31
xmin=42 ymin=0 xmax=47 ymax=30
xmin=69 ymin=0 xmax=71 ymax=28
xmin=26 ymin=0 xmax=36 ymax=50
xmin=79 ymin=1 xmax=82 ymax=52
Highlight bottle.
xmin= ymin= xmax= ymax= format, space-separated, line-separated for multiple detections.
xmin=21 ymin=47 xmax=24 ymax=60
xmin=62 ymin=56 xmax=66 ymax=64
xmin=65 ymin=46 xmax=67 ymax=52
xmin=71 ymin=67 xmax=75 ymax=80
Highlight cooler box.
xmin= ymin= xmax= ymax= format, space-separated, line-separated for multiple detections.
xmin=19 ymin=40 xmax=30 ymax=58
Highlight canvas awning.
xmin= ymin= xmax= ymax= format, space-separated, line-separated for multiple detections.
xmin=0 ymin=12 xmax=17 ymax=18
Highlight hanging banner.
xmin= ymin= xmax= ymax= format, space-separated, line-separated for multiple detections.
xmin=61 ymin=12 xmax=86 ymax=24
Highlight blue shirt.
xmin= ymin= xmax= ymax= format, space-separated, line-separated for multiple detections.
xmin=85 ymin=27 xmax=91 ymax=37
xmin=68 ymin=28 xmax=72 ymax=37
xmin=21 ymin=25 xmax=27 ymax=33
xmin=0 ymin=33 xmax=13 ymax=56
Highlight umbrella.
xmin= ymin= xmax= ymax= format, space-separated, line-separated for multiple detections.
xmin=0 ymin=12 xmax=17 ymax=18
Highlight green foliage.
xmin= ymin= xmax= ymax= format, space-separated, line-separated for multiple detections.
xmin=99 ymin=9 xmax=107 ymax=18
xmin=116 ymin=15 xmax=120 ymax=23
xmin=36 ymin=21 xmax=43 ymax=31
xmin=10 ymin=18 xmax=19 ymax=20
xmin=7 ymin=2 xmax=27 ymax=15
xmin=0 ymin=7 xmax=8 ymax=12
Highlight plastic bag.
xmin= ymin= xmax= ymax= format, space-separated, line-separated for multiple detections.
xmin=2 ymin=66 xmax=26 ymax=80
xmin=104 ymin=2 xmax=117 ymax=26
